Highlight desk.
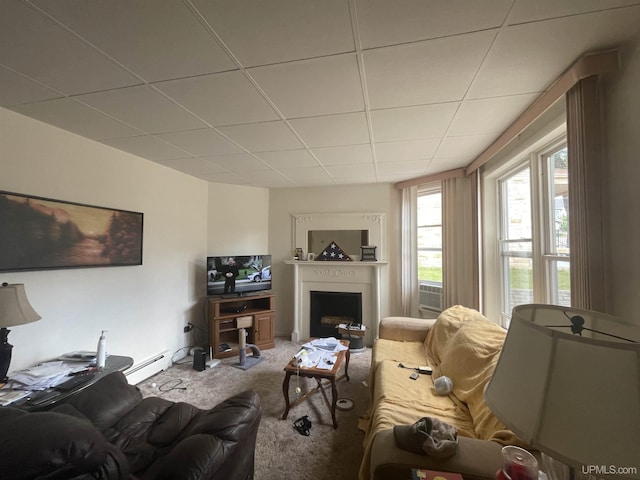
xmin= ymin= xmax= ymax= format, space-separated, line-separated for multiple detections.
xmin=281 ymin=340 xmax=350 ymax=428
xmin=10 ymin=354 xmax=133 ymax=411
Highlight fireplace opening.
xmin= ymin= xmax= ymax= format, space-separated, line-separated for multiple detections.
xmin=310 ymin=291 xmax=362 ymax=338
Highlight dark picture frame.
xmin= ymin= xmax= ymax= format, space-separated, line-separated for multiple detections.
xmin=0 ymin=191 xmax=143 ymax=272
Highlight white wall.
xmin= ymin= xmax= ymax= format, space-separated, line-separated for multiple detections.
xmin=268 ymin=183 xmax=401 ymax=338
xmin=603 ymin=33 xmax=640 ymax=322
xmin=1 ymin=108 xmax=209 ymax=373
xmin=206 ymin=183 xmax=269 ymax=254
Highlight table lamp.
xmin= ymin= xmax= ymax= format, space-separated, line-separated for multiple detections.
xmin=484 ymin=304 xmax=640 ymax=480
xmin=0 ymin=282 xmax=41 ymax=382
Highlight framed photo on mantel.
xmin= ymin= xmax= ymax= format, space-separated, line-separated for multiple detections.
xmin=0 ymin=191 xmax=143 ymax=272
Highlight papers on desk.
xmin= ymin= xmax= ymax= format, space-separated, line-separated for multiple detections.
xmin=10 ymin=361 xmax=89 ymax=390
xmin=303 ymin=337 xmax=348 ymax=353
xmin=0 ymin=389 xmax=31 ymax=406
xmin=294 ymin=338 xmax=348 ymax=370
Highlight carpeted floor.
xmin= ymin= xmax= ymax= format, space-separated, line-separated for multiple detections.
xmin=136 ymin=338 xmax=372 ymax=480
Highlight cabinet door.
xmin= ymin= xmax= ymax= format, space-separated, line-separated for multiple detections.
xmin=254 ymin=312 xmax=274 ymax=346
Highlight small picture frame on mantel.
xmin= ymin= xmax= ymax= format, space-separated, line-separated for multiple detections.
xmin=360 ymin=245 xmax=377 ymax=262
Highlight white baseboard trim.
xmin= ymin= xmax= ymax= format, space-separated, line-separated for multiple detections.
xmin=124 ymin=350 xmax=172 ymax=385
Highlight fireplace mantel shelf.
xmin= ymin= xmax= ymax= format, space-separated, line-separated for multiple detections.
xmin=284 ymin=260 xmax=388 ymax=267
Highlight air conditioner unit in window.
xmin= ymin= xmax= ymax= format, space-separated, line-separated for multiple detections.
xmin=419 ymin=284 xmax=442 ymax=312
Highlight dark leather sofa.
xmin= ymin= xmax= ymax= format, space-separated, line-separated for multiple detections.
xmin=0 ymin=371 xmax=262 ymax=480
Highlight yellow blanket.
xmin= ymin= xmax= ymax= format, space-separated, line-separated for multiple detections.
xmin=359 ymin=306 xmax=525 ymax=480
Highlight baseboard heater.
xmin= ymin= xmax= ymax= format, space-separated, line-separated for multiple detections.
xmin=124 ymin=350 xmax=172 ymax=385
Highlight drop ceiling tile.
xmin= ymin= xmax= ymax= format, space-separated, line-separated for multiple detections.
xmin=377 ymin=172 xmax=416 ymax=183
xmin=283 ymin=166 xmax=334 ymax=184
xmin=325 ymin=163 xmax=377 ymax=182
xmin=427 ymin=157 xmax=470 ymax=173
xmin=77 ymin=85 xmax=207 ymax=134
xmin=207 ymin=153 xmax=271 ymax=173
xmin=155 ymin=71 xmax=279 ymax=126
xmin=191 ymin=0 xmax=354 ymax=67
xmin=364 ymin=31 xmax=496 ymax=109
xmin=376 ymin=160 xmax=430 ymax=177
xmin=0 ymin=66 xmax=61 ymax=106
xmin=101 ymin=135 xmax=189 ymax=161
xmin=289 ymin=112 xmax=370 ymax=148
xmin=435 ymin=134 xmax=496 ymax=164
xmin=254 ymin=150 xmax=318 ymax=169
xmin=312 ymin=144 xmax=374 ymax=166
xmin=370 ymin=103 xmax=459 ymax=142
xmin=356 ymin=0 xmax=512 ymax=48
xmin=248 ymin=54 xmax=364 ymax=118
xmin=448 ymin=94 xmax=538 ymax=136
xmin=239 ymin=169 xmax=294 ymax=187
xmin=375 ymin=138 xmax=440 ymax=163
xmin=0 ymin=1 xmax=139 ymax=94
xmin=158 ymin=158 xmax=227 ymax=179
xmin=9 ymin=98 xmax=142 ymax=140
xmin=155 ymin=129 xmax=244 ymax=156
xmin=31 ymin=0 xmax=236 ymax=82
xmin=217 ymin=121 xmax=303 ymax=152
xmin=507 ymin=0 xmax=640 ymax=24
xmin=469 ymin=7 xmax=640 ymax=98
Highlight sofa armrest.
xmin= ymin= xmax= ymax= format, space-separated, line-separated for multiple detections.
xmin=370 ymin=428 xmax=503 ymax=480
xmin=0 ymin=408 xmax=130 ymax=480
xmin=141 ymin=390 xmax=262 ymax=480
xmin=379 ymin=316 xmax=436 ymax=342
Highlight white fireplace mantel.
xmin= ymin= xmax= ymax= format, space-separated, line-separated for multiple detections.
xmin=287 ymin=212 xmax=389 ymax=346
xmin=285 ymin=260 xmax=388 ymax=344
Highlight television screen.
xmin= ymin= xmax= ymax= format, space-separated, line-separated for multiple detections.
xmin=207 ymin=255 xmax=272 ymax=296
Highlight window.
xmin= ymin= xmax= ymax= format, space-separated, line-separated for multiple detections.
xmin=497 ymin=141 xmax=570 ymax=322
xmin=417 ymin=189 xmax=443 ymax=311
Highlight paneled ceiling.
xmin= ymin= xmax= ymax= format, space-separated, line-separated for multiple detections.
xmin=2 ymin=0 xmax=640 ymax=188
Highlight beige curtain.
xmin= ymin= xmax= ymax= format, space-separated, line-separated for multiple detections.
xmin=566 ymin=75 xmax=606 ymax=311
xmin=442 ymin=172 xmax=480 ymax=309
xmin=400 ymin=185 xmax=419 ymax=316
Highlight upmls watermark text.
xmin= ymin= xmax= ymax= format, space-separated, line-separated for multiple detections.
xmin=582 ymin=465 xmax=638 ymax=476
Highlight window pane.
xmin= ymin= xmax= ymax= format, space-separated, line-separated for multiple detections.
xmin=506 ymin=256 xmax=533 ymax=313
xmin=503 ymin=168 xmax=531 ymax=240
xmin=418 ymin=250 xmax=442 ymax=283
xmin=548 ymin=259 xmax=571 ymax=306
xmin=418 ymin=193 xmax=441 ymax=226
xmin=418 ymin=226 xmax=441 ymax=249
xmin=417 ymin=191 xmax=442 ymax=286
xmin=549 ymin=147 xmax=569 ymax=255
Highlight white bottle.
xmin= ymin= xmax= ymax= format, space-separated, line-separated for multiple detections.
xmin=96 ymin=330 xmax=107 ymax=369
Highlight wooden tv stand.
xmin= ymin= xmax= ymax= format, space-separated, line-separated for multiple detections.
xmin=207 ymin=294 xmax=275 ymax=359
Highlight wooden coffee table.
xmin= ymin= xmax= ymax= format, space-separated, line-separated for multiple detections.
xmin=281 ymin=339 xmax=350 ymax=428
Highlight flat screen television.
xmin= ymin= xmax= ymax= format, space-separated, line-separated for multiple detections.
xmin=207 ymin=255 xmax=272 ymax=297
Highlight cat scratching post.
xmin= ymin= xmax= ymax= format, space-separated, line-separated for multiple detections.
xmin=234 ymin=324 xmax=262 ymax=370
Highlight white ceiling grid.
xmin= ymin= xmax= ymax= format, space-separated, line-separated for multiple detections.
xmin=2 ymin=0 xmax=640 ymax=188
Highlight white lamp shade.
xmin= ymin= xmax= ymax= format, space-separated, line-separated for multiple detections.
xmin=484 ymin=304 xmax=640 ymax=480
xmin=0 ymin=283 xmax=41 ymax=328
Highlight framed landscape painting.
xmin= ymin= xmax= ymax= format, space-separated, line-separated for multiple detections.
xmin=0 ymin=191 xmax=143 ymax=272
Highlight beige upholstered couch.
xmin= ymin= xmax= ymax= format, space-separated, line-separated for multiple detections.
xmin=359 ymin=305 xmax=526 ymax=480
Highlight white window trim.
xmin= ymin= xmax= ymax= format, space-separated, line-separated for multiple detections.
xmin=481 ymin=112 xmax=566 ymax=325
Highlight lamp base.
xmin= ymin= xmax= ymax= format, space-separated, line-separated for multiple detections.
xmin=0 ymin=327 xmax=13 ymax=383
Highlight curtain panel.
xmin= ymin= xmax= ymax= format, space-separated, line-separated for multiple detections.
xmin=400 ymin=185 xmax=419 ymax=317
xmin=566 ymin=75 xmax=607 ymax=311
xmin=442 ymin=172 xmax=480 ymax=310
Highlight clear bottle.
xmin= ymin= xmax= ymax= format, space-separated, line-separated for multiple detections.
xmin=96 ymin=330 xmax=107 ymax=369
